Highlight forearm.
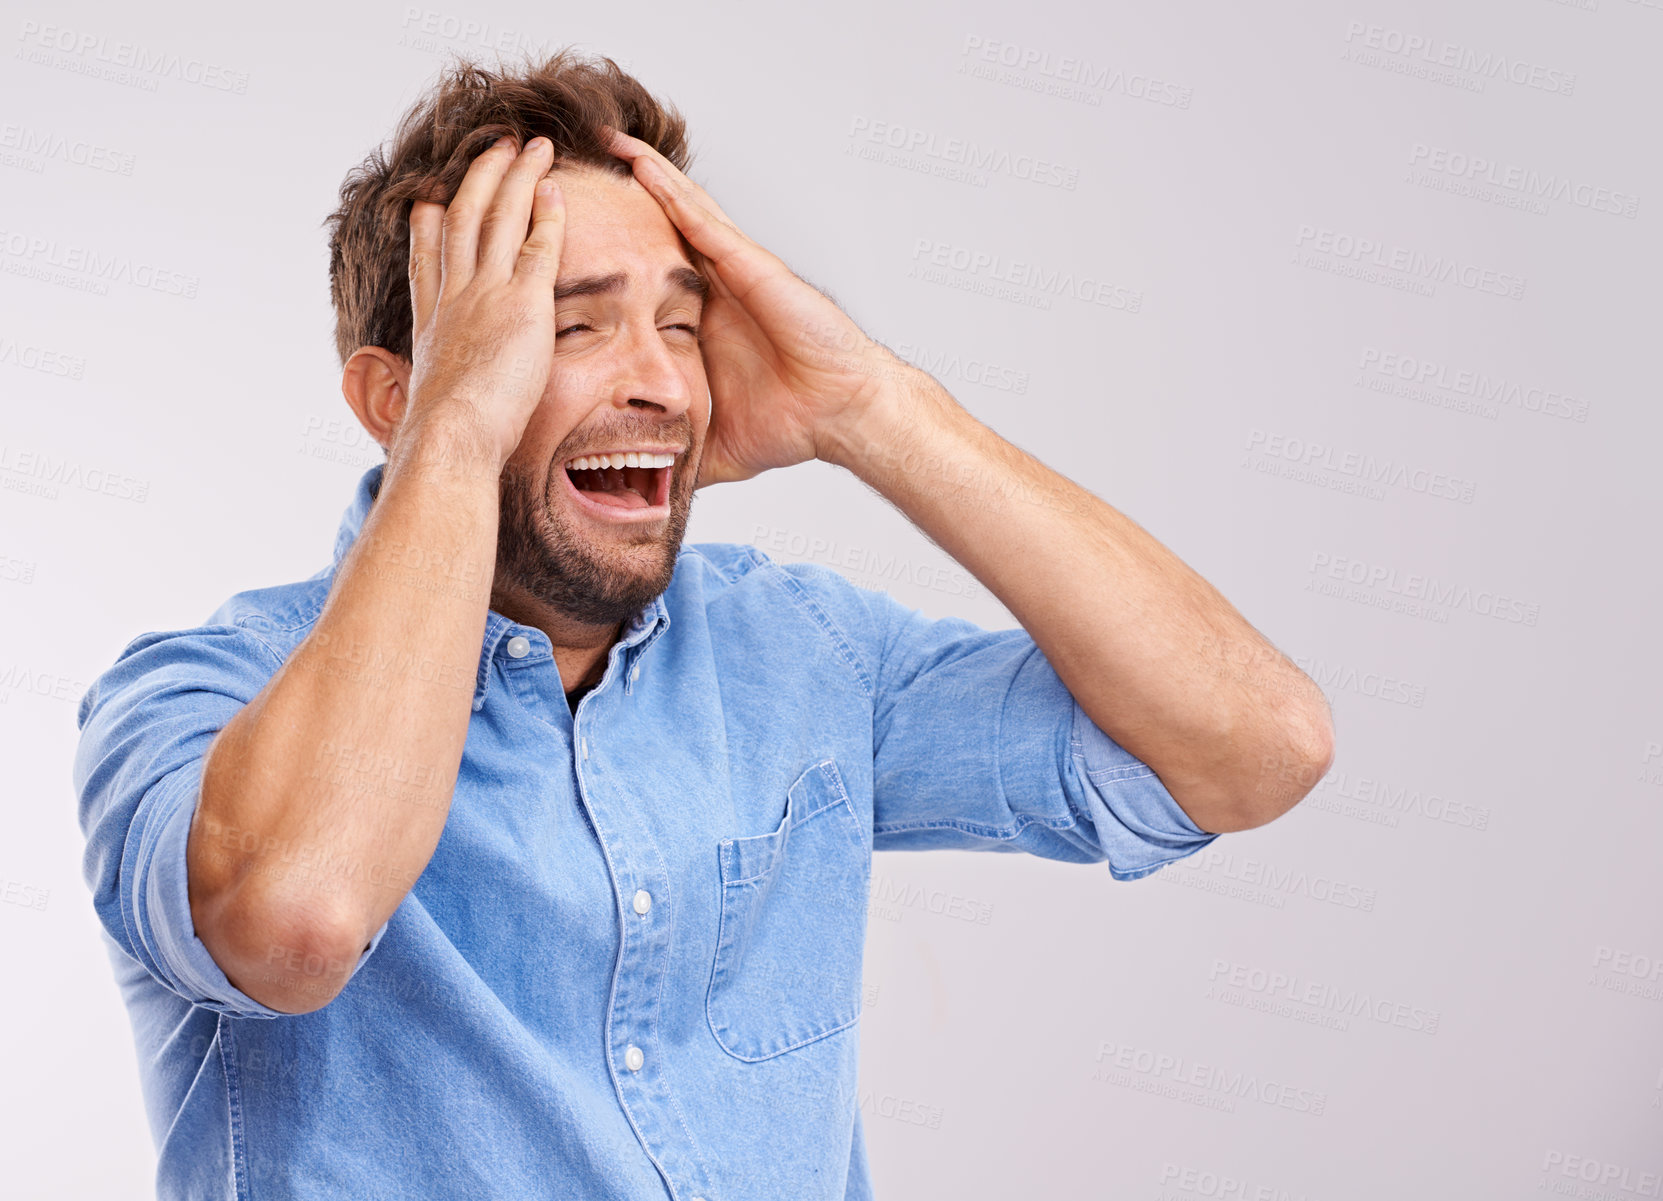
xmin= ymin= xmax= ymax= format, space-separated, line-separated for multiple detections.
xmin=189 ymin=424 xmax=499 ymax=1012
xmin=822 ymin=368 xmax=1333 ymax=834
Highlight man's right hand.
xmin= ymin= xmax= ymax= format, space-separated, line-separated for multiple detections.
xmin=401 ymin=134 xmax=566 ymax=473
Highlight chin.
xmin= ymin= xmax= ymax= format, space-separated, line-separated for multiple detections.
xmin=491 ymin=456 xmax=695 ymax=628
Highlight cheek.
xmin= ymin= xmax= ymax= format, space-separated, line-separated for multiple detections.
xmin=693 ymin=369 xmax=713 ymax=431
xmin=508 ymin=412 xmax=558 ymax=468
xmin=523 ymin=372 xmax=594 ymax=450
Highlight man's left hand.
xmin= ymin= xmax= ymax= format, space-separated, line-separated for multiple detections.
xmin=603 ymin=126 xmax=913 ymax=488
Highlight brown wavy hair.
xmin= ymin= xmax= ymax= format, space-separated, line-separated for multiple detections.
xmin=323 ymin=48 xmax=693 ymax=369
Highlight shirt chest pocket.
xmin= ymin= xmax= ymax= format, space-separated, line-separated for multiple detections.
xmin=706 ymin=757 xmax=870 ymax=1062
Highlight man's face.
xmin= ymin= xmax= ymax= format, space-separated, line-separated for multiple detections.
xmin=494 ymin=163 xmax=710 ymax=628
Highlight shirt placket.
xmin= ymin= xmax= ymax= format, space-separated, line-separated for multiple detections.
xmin=572 ymin=631 xmax=720 ymax=1201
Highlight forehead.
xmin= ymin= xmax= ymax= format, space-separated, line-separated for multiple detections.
xmin=547 ymin=163 xmax=694 ymax=277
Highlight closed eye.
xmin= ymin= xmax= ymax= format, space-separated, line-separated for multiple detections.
xmin=556 ymin=323 xmax=699 ymax=337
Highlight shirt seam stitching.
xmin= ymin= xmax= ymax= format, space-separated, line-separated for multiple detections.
xmin=237 ymin=579 xmax=330 ymax=638
xmin=758 ymin=562 xmax=875 ymax=700
xmin=685 ymin=542 xmax=753 ymax=585
xmin=220 ymin=1015 xmax=252 ymax=1201
xmin=871 ymin=813 xmax=1074 ymax=838
xmin=231 ymin=616 xmax=289 ymax=673
xmin=1084 ymin=766 xmax=1160 ymax=782
xmin=993 ymin=643 xmax=1045 ymax=833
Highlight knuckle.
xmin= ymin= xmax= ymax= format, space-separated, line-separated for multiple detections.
xmin=516 ymin=249 xmax=557 ymax=281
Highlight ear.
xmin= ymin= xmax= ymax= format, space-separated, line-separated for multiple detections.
xmin=341 ymin=347 xmax=412 ymax=452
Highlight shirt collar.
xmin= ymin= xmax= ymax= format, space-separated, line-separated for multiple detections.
xmin=333 ymin=462 xmax=670 ymax=712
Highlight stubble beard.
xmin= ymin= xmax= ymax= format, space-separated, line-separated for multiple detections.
xmin=493 ymin=455 xmax=696 ymax=628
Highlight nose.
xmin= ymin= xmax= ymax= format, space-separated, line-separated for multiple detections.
xmin=604 ymin=318 xmax=699 ymax=423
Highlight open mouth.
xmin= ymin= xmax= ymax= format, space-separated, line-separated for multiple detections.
xmin=561 ymin=450 xmax=676 ymax=521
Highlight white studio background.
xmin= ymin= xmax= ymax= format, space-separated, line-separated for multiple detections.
xmin=2 ymin=0 xmax=1658 ymax=1197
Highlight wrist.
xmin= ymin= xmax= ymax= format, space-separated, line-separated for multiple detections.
xmin=819 ymin=365 xmax=949 ymax=480
xmin=387 ymin=407 xmax=508 ymax=487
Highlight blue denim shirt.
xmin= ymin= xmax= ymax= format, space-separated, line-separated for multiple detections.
xmin=74 ymin=462 xmax=1219 ymax=1201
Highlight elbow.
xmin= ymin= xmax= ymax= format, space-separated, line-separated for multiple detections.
xmin=188 ymin=756 xmax=372 ymax=1014
xmin=1176 ymin=657 xmax=1336 ymax=833
xmin=1237 ymin=695 xmax=1336 ymax=829
xmin=194 ymin=882 xmax=369 ymax=1015
xmin=1162 ymin=697 xmax=1336 ymax=835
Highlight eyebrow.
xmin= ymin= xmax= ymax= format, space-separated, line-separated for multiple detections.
xmin=552 ymin=266 xmax=710 ymax=306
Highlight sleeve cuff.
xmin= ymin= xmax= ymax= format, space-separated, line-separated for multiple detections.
xmin=1068 ymin=699 xmax=1220 ymax=881
xmin=136 ymin=764 xmax=389 ymax=1018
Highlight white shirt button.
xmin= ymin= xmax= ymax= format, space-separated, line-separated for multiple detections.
xmin=630 ymin=663 xmax=640 ymax=681
xmin=505 ymin=635 xmax=531 ymax=659
xmin=581 ymin=736 xmax=589 ymax=761
xmin=624 ymin=1044 xmax=644 ymax=1072
xmin=632 ymin=889 xmax=652 ymax=915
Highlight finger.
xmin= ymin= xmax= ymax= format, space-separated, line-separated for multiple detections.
xmin=440 ymin=135 xmax=520 ymax=293
xmin=599 ymin=129 xmax=781 ymax=302
xmin=478 ymin=137 xmax=555 ymax=283
xmin=408 ymin=199 xmax=443 ymax=332
xmin=598 ymin=131 xmax=749 ymax=257
xmin=601 ymin=126 xmax=740 ymax=228
xmin=600 ymin=127 xmax=787 ymax=310
xmin=632 ymin=158 xmax=781 ymax=301
xmin=515 ymin=177 xmax=566 ymax=288
xmin=688 ymin=246 xmax=743 ymax=319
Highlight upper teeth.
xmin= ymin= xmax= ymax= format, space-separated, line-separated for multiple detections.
xmin=566 ymin=452 xmax=676 ymax=470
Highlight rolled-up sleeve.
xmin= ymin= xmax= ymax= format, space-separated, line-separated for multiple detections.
xmin=73 ymin=624 xmax=388 ymax=1018
xmin=829 ymin=573 xmax=1220 ymax=879
xmin=1066 ymin=691 xmax=1220 ymax=880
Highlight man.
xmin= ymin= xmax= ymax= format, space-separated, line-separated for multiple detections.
xmin=75 ymin=49 xmax=1333 ymax=1201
